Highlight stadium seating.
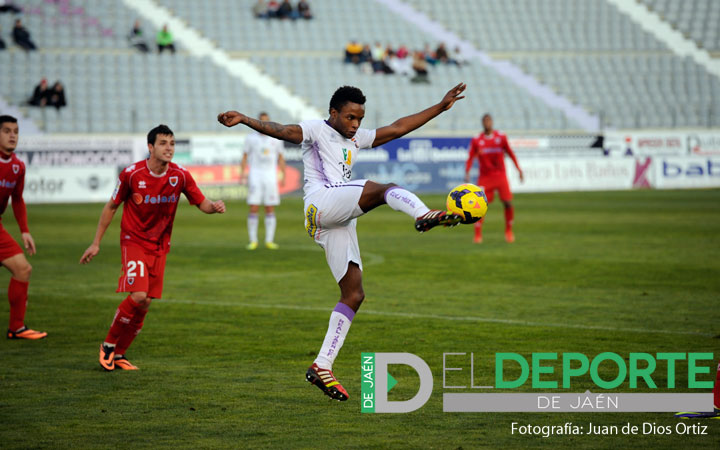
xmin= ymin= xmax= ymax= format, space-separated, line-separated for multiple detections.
xmin=406 ymin=0 xmax=720 ymax=128
xmin=1 ymin=0 xmax=719 ymax=132
xmin=0 ymin=0 xmax=159 ymax=51
xmin=154 ymin=0 xmax=431 ymax=52
xmin=250 ymin=54 xmax=571 ymax=131
xmin=0 ymin=50 xmax=292 ymax=133
xmin=640 ymin=0 xmax=720 ymax=51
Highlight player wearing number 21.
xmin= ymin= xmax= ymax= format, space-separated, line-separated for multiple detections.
xmin=80 ymin=125 xmax=225 ymax=371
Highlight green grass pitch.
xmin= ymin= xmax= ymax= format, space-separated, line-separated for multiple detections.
xmin=1 ymin=189 xmax=718 ymax=448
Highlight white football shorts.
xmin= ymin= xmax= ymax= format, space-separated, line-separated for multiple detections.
xmin=303 ymin=180 xmax=368 ymax=282
xmin=247 ymin=173 xmax=280 ymax=206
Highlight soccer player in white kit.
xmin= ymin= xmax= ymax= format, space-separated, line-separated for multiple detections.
xmin=241 ymin=112 xmax=286 ymax=250
xmin=218 ymin=83 xmax=467 ymax=401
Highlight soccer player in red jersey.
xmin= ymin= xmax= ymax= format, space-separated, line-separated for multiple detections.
xmin=0 ymin=115 xmax=45 ymax=340
xmin=80 ymin=125 xmax=225 ymax=371
xmin=464 ymin=113 xmax=523 ymax=243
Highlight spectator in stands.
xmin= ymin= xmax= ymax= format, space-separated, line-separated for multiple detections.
xmin=29 ymin=79 xmax=49 ymax=107
xmin=450 ymin=45 xmax=467 ymax=66
xmin=435 ymin=43 xmax=450 ymax=64
xmin=48 ymin=82 xmax=66 ymax=110
xmin=0 ymin=1 xmax=22 ymax=14
xmin=156 ymin=24 xmax=175 ymax=54
xmin=276 ymin=0 xmax=293 ymax=20
xmin=253 ymin=0 xmax=269 ymax=18
xmin=12 ymin=19 xmax=37 ymax=52
xmin=422 ymin=44 xmax=436 ymax=65
xmin=344 ymin=40 xmax=363 ymax=64
xmin=411 ymin=51 xmax=430 ymax=83
xmin=371 ymin=42 xmax=385 ymax=73
xmin=297 ymin=0 xmax=312 ymax=19
xmin=128 ymin=20 xmax=149 ymax=53
xmin=388 ymin=49 xmax=412 ymax=76
xmin=396 ymin=45 xmax=409 ymax=60
xmin=267 ymin=0 xmax=280 ymax=18
xmin=359 ymin=44 xmax=372 ymax=64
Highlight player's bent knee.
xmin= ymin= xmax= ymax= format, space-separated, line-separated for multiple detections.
xmin=15 ymin=262 xmax=32 ymax=281
xmin=130 ymin=291 xmax=150 ymax=307
xmin=347 ymin=289 xmax=365 ymax=307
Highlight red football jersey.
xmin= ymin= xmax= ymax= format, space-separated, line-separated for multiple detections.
xmin=0 ymin=153 xmax=29 ymax=232
xmin=112 ymin=160 xmax=205 ymax=254
xmin=465 ymin=130 xmax=518 ymax=178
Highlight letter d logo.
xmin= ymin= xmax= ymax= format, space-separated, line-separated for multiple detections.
xmin=361 ymin=352 xmax=433 ymax=413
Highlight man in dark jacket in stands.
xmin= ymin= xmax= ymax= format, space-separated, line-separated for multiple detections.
xmin=12 ymin=19 xmax=36 ymax=51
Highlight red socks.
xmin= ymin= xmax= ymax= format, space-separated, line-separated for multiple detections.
xmin=115 ymin=307 xmax=148 ymax=355
xmin=8 ymin=278 xmax=29 ymax=331
xmin=714 ymin=360 xmax=720 ymax=411
xmin=504 ymin=205 xmax=514 ymax=231
xmin=105 ymin=296 xmax=141 ymax=345
xmin=473 ymin=219 xmax=483 ymax=240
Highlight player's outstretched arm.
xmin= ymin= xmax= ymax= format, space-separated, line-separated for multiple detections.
xmin=373 ymin=82 xmax=466 ymax=147
xmin=79 ymin=200 xmax=119 ymax=264
xmin=197 ymin=198 xmax=226 ymax=214
xmin=217 ymin=111 xmax=303 ymax=145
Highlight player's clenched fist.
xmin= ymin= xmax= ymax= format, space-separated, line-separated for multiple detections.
xmin=79 ymin=244 xmax=99 ymax=264
xmin=217 ymin=111 xmax=245 ymax=127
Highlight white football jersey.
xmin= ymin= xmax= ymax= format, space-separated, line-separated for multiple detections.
xmin=243 ymin=132 xmax=284 ymax=175
xmin=299 ymin=119 xmax=376 ymax=195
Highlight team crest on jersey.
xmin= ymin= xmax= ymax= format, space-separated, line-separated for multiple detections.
xmin=12 ymin=164 xmax=19 ymax=174
xmin=495 ymin=137 xmax=501 ymax=144
xmin=342 ymin=148 xmax=352 ymax=165
xmin=132 ymin=193 xmax=143 ymax=205
xmin=127 ymin=277 xmax=135 ymax=286
xmin=169 ymin=176 xmax=178 ymax=187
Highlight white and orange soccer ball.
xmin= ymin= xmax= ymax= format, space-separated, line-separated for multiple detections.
xmin=446 ymin=183 xmax=488 ymax=224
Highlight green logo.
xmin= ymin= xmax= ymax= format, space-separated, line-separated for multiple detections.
xmin=361 ymin=352 xmax=433 ymax=413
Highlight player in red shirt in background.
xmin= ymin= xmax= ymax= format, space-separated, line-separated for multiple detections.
xmin=80 ymin=125 xmax=225 ymax=371
xmin=464 ymin=113 xmax=523 ymax=243
xmin=0 ymin=115 xmax=45 ymax=340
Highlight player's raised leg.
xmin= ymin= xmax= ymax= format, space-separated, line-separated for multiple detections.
xmin=3 ymin=253 xmax=46 ymax=339
xmin=307 ymin=262 xmax=363 ymax=401
xmin=357 ymin=181 xmax=462 ymax=232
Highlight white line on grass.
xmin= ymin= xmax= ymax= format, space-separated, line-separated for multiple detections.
xmin=159 ymin=298 xmax=714 ymax=337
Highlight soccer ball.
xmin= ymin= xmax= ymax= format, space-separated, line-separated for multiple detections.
xmin=446 ymin=184 xmax=488 ymax=224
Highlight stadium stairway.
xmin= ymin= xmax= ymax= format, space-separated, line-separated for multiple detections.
xmin=609 ymin=0 xmax=720 ymax=79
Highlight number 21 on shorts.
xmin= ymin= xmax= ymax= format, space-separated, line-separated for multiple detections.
xmin=127 ymin=260 xmax=145 ymax=277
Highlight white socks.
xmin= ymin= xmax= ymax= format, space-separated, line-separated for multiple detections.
xmin=247 ymin=213 xmax=259 ymax=243
xmin=265 ymin=214 xmax=276 ymax=244
xmin=384 ymin=187 xmax=430 ymax=219
xmin=314 ymin=302 xmax=355 ymax=370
